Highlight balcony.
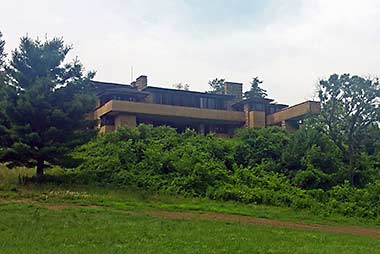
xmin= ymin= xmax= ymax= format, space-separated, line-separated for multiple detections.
xmin=266 ymin=101 xmax=320 ymax=125
xmin=93 ymin=100 xmax=245 ymax=124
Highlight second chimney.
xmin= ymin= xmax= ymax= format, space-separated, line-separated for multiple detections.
xmin=136 ymin=75 xmax=148 ymax=91
xmin=224 ymin=82 xmax=243 ymax=102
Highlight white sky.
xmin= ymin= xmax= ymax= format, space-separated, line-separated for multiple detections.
xmin=1 ymin=0 xmax=380 ymax=105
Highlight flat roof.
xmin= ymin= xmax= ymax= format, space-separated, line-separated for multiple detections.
xmin=91 ymin=80 xmax=134 ymax=89
xmin=91 ymin=81 xmax=234 ymax=99
xmin=143 ymin=86 xmax=235 ymax=98
xmin=273 ymin=100 xmax=319 ymax=113
xmin=91 ymin=81 xmax=144 ymax=97
xmin=232 ymin=97 xmax=274 ymax=107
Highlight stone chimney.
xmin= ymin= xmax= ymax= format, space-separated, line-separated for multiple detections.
xmin=224 ymin=82 xmax=243 ymax=101
xmin=136 ymin=75 xmax=147 ymax=91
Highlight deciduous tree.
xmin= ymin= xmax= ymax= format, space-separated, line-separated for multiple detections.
xmin=172 ymin=82 xmax=189 ymax=90
xmin=208 ymin=78 xmax=225 ymax=94
xmin=318 ymin=74 xmax=380 ymax=186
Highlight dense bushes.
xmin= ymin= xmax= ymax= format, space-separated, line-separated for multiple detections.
xmin=73 ymin=124 xmax=380 ymax=220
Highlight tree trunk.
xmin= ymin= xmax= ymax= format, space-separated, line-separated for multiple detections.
xmin=36 ymin=159 xmax=44 ymax=183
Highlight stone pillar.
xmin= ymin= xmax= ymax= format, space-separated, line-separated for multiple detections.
xmin=248 ymin=111 xmax=266 ymax=128
xmin=244 ymin=104 xmax=250 ymax=127
xmin=115 ymin=114 xmax=137 ymax=130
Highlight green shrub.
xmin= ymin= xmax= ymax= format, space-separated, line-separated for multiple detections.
xmin=70 ymin=124 xmax=380 ymax=220
xmin=234 ymin=127 xmax=288 ymax=169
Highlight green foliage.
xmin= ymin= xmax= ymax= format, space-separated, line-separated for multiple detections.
xmin=0 ymin=36 xmax=97 ymax=177
xmin=208 ymin=78 xmax=225 ymax=94
xmin=0 ymin=164 xmax=34 ymax=190
xmin=72 ymin=124 xmax=380 ymax=220
xmin=294 ymin=168 xmax=330 ymax=190
xmin=75 ymin=126 xmax=234 ymax=196
xmin=0 ymin=31 xmax=5 ymax=68
xmin=282 ymin=124 xmax=344 ymax=188
xmin=0 ymin=32 xmax=11 ymax=157
xmin=244 ymin=76 xmax=267 ymax=99
xmin=172 ymin=82 xmax=189 ymax=90
xmin=318 ymin=74 xmax=380 ymax=186
xmin=235 ymin=127 xmax=288 ymax=169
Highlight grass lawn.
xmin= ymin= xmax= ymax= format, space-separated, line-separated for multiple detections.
xmin=1 ymin=167 xmax=380 ymax=253
xmin=0 ymin=201 xmax=379 ymax=254
xmin=1 ymin=184 xmax=379 ymax=228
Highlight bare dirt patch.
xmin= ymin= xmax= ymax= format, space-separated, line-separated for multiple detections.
xmin=149 ymin=210 xmax=380 ymax=238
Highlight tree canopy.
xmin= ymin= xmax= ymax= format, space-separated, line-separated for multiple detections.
xmin=0 ymin=31 xmax=10 ymax=148
xmin=0 ymin=36 xmax=97 ymax=179
xmin=0 ymin=31 xmax=5 ymax=68
xmin=244 ymin=77 xmax=267 ymax=99
xmin=318 ymin=74 xmax=380 ymax=186
xmin=208 ymin=78 xmax=225 ymax=94
xmin=172 ymin=82 xmax=189 ymax=90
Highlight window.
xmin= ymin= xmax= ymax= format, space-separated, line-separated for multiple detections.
xmin=100 ymin=115 xmax=115 ymax=126
xmin=200 ymin=97 xmax=207 ymax=108
xmin=153 ymin=93 xmax=162 ymax=104
xmin=200 ymin=97 xmax=217 ymax=109
xmin=216 ymin=99 xmax=226 ymax=110
xmin=162 ymin=93 xmax=172 ymax=105
xmin=268 ymin=106 xmax=276 ymax=114
xmin=251 ymin=102 xmax=265 ymax=111
xmin=172 ymin=95 xmax=181 ymax=106
xmin=207 ymin=98 xmax=216 ymax=109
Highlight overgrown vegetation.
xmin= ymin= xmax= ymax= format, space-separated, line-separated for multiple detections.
xmin=72 ymin=124 xmax=380 ymax=221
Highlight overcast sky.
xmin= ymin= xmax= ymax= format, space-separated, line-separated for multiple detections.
xmin=1 ymin=0 xmax=379 ymax=104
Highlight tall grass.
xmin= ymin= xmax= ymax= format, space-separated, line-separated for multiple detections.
xmin=0 ymin=164 xmax=34 ymax=190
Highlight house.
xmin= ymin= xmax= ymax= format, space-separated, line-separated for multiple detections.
xmin=90 ymin=75 xmax=320 ymax=135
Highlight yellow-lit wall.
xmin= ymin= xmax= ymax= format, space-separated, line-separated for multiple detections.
xmin=94 ymin=100 xmax=245 ymax=123
xmin=248 ymin=111 xmax=266 ymax=128
xmin=93 ymin=99 xmax=320 ymax=134
xmin=266 ymin=101 xmax=320 ymax=125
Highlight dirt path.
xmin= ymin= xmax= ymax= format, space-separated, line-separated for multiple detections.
xmin=1 ymin=198 xmax=380 ymax=238
xmin=150 ymin=210 xmax=380 ymax=238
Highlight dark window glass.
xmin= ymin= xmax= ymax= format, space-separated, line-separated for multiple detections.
xmin=153 ymin=93 xmax=162 ymax=104
xmin=172 ymin=95 xmax=181 ymax=106
xmin=252 ymin=102 xmax=265 ymax=111
xmin=216 ymin=99 xmax=226 ymax=110
xmin=200 ymin=97 xmax=207 ymax=108
xmin=162 ymin=93 xmax=172 ymax=105
xmin=208 ymin=98 xmax=216 ymax=109
xmin=100 ymin=115 xmax=115 ymax=126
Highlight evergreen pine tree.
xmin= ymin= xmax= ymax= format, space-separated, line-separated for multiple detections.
xmin=0 ymin=31 xmax=11 ymax=149
xmin=0 ymin=36 xmax=97 ymax=179
xmin=244 ymin=77 xmax=267 ymax=99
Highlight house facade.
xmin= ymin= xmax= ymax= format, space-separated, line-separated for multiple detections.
xmin=90 ymin=75 xmax=320 ymax=135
